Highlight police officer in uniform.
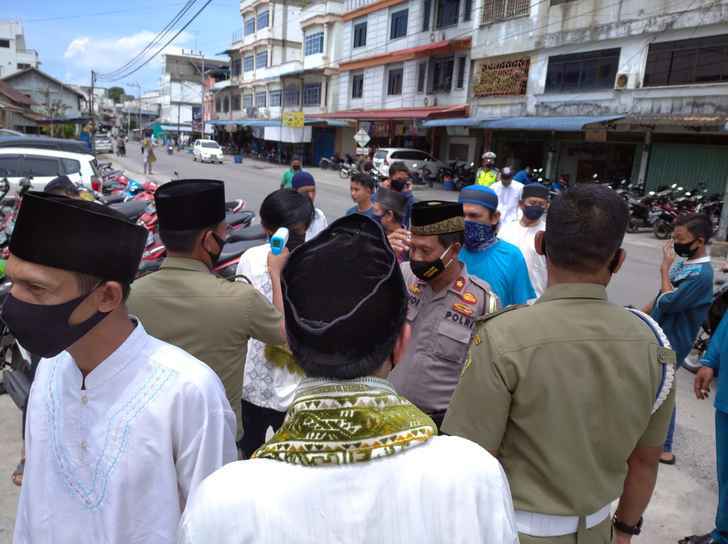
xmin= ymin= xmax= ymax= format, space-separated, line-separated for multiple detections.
xmin=388 ymin=201 xmax=498 ymax=429
xmin=128 ymin=180 xmax=285 ymax=443
xmin=443 ymin=184 xmax=676 ymax=544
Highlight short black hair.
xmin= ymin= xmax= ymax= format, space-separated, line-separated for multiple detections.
xmin=675 ymin=213 xmax=713 ymax=243
xmin=438 ymin=231 xmax=464 ymax=248
xmin=388 ymin=161 xmax=409 ymax=177
xmin=350 ymin=173 xmax=375 ymax=192
xmin=544 ymin=183 xmax=629 ymax=274
xmin=75 ymin=271 xmax=132 ymax=302
xmin=44 ymin=176 xmax=79 ymax=197
xmin=159 ymin=224 xmax=218 ymax=253
xmin=291 ymin=156 xmax=301 ymax=163
xmin=259 ymin=189 xmax=314 ymax=232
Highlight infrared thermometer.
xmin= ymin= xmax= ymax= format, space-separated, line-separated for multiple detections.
xmin=270 ymin=227 xmax=289 ymax=255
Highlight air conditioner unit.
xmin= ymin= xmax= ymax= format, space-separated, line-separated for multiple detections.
xmin=614 ymin=73 xmax=631 ymax=90
xmin=424 ymin=95 xmax=437 ymax=107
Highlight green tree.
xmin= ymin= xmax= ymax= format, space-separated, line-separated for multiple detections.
xmin=108 ymin=86 xmax=126 ymax=103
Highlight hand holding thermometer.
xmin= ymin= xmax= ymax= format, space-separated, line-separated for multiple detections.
xmin=270 ymin=227 xmax=289 ymax=255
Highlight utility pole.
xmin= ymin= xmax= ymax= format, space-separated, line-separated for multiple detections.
xmin=177 ymin=102 xmax=181 ymax=143
xmin=90 ymin=70 xmax=96 ymax=154
xmin=201 ymin=56 xmax=206 ymax=137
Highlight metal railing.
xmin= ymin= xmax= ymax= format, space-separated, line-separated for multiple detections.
xmin=482 ymin=0 xmax=530 ymax=24
xmin=345 ymin=0 xmax=375 ymax=12
xmin=232 ymin=29 xmax=243 ymax=44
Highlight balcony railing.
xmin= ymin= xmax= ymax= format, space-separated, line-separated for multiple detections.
xmin=232 ymin=29 xmax=243 ymax=44
xmin=344 ymin=0 xmax=376 ymax=12
xmin=482 ymin=0 xmax=530 ymax=24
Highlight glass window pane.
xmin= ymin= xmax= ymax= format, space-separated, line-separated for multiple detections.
xmin=244 ymin=56 xmax=254 ymax=72
xmin=23 ymin=157 xmax=60 ymax=177
xmin=256 ymin=51 xmax=267 ymax=68
xmin=390 ymin=10 xmax=408 ymax=40
xmin=417 ymin=62 xmax=427 ymax=92
xmin=352 ymin=74 xmax=364 ymax=98
xmin=353 ymin=21 xmax=367 ymax=48
xmin=305 ymin=32 xmax=324 ymax=56
xmin=422 ymin=0 xmax=431 ymax=31
xmin=270 ymin=90 xmax=282 ymax=106
xmin=257 ymin=10 xmax=269 ymax=29
xmin=303 ymin=84 xmax=321 ymax=106
xmin=244 ymin=17 xmax=255 ymax=35
xmin=669 ymin=49 xmax=696 ymax=85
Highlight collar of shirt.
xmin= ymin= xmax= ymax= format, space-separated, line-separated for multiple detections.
xmin=685 ymin=256 xmax=711 ymax=265
xmin=161 ymin=256 xmax=211 ymax=273
xmin=296 ymin=376 xmax=397 ymax=399
xmin=537 ymin=283 xmax=607 ymax=304
xmin=67 ymin=318 xmax=150 ymax=390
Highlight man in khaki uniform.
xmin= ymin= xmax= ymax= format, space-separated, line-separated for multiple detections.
xmin=388 ymin=201 xmax=498 ymax=430
xmin=443 ymin=184 xmax=676 ymax=544
xmin=128 ymin=180 xmax=285 ymax=441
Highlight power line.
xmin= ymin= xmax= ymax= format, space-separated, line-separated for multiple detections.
xmin=23 ymin=3 xmax=188 ymax=23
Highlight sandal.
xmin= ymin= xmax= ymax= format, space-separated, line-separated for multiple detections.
xmin=660 ymin=453 xmax=676 ymax=465
xmin=11 ymin=458 xmax=24 ymax=487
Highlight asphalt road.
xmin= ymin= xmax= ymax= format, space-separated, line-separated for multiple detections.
xmin=0 ymin=144 xmax=721 ymax=543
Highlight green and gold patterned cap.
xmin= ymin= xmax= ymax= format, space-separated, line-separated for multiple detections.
xmin=410 ymin=200 xmax=464 ymax=236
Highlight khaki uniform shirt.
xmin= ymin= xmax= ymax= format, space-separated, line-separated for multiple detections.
xmin=443 ymin=283 xmax=676 ymax=516
xmin=389 ymin=262 xmax=498 ymax=414
xmin=128 ymin=257 xmax=283 ymax=439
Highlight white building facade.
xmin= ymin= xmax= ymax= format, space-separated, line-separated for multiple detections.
xmin=0 ymin=21 xmax=40 ymax=79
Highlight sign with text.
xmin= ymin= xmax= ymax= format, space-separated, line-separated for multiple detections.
xmin=282 ymin=111 xmax=305 ymax=128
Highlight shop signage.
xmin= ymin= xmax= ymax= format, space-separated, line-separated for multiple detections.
xmin=354 ymin=129 xmax=371 ymax=147
xmin=283 ymin=112 xmax=305 ymax=128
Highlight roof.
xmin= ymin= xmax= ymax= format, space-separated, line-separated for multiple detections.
xmin=423 ymin=117 xmax=496 ymax=128
xmin=316 ymin=105 xmax=468 ymax=120
xmin=1 ymin=67 xmax=86 ymax=99
xmin=480 ymin=115 xmax=624 ymax=131
xmin=0 ymin=136 xmax=91 ymax=154
xmin=339 ymin=39 xmax=470 ymax=72
xmin=0 ymin=81 xmax=32 ymax=106
xmin=615 ymin=114 xmax=728 ymax=128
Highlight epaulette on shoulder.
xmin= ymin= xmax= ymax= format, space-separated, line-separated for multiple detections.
xmin=476 ymin=303 xmax=528 ymax=324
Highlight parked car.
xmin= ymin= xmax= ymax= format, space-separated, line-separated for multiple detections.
xmin=94 ymin=133 xmax=113 ymax=154
xmin=193 ymin=139 xmax=224 ymax=164
xmin=0 ymin=146 xmax=101 ymax=193
xmin=372 ymin=148 xmax=443 ymax=178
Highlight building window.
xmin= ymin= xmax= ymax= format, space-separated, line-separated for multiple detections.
xmin=545 ymin=48 xmax=620 ymax=93
xmin=387 ymin=67 xmax=404 ymax=95
xmin=243 ymin=94 xmax=254 ymax=108
xmin=285 ymin=85 xmax=300 ymax=107
xmin=231 ymin=58 xmax=242 ymax=77
xmin=244 ymin=17 xmax=255 ymax=36
xmin=482 ymin=0 xmax=530 ymax=24
xmin=417 ymin=62 xmax=427 ymax=92
xmin=304 ymin=32 xmax=324 ymax=56
xmin=353 ymin=21 xmax=367 ymax=48
xmin=257 ymin=10 xmax=269 ymax=29
xmin=390 ymin=9 xmax=408 ymax=40
xmin=256 ymin=91 xmax=267 ymax=107
xmin=232 ymin=94 xmax=241 ymax=110
xmin=464 ymin=0 xmax=472 ymax=21
xmin=436 ymin=0 xmax=459 ymax=28
xmin=269 ymin=90 xmax=282 ymax=106
xmin=256 ymin=50 xmax=268 ymax=69
xmin=456 ymin=57 xmax=467 ymax=88
xmin=0 ymin=40 xmax=9 ymax=48
xmin=352 ymin=73 xmax=364 ymax=98
xmin=551 ymin=0 xmax=577 ymax=4
xmin=422 ymin=0 xmax=432 ymax=31
xmin=17 ymin=63 xmax=31 ymax=70
xmin=223 ymin=96 xmax=230 ymax=113
xmin=474 ymin=57 xmax=530 ymax=97
xmin=215 ymin=97 xmax=221 ymax=112
xmin=644 ymin=34 xmax=728 ymax=87
xmin=244 ymin=55 xmax=254 ymax=72
xmin=303 ymin=83 xmax=322 ymax=106
xmin=430 ymin=57 xmax=454 ymax=92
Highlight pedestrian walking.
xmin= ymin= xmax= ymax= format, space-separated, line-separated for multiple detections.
xmin=235 ymin=189 xmax=314 ymax=458
xmin=346 ymin=172 xmax=376 ymax=219
xmin=179 ymin=213 xmax=519 ymax=544
xmin=682 ymin=311 xmax=728 ymax=544
xmin=143 ymin=136 xmax=156 ymax=175
xmin=8 ymin=193 xmax=237 ymax=543
xmin=291 ymin=171 xmax=328 ymax=240
xmin=499 ymin=182 xmax=550 ymax=298
xmin=280 ymin=156 xmax=302 ymax=189
xmin=643 ymin=213 xmax=714 ymax=465
xmin=457 ymin=185 xmax=535 ymax=306
xmin=443 ymin=183 xmax=676 ymax=544
xmin=127 ymin=180 xmax=286 ymax=445
xmin=387 ymin=201 xmax=499 ymax=429
xmin=491 ymin=166 xmax=524 ymax=224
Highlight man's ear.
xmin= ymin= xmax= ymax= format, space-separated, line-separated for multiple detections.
xmin=391 ymin=322 xmax=412 ymax=367
xmin=609 ymin=248 xmax=626 ymax=275
xmin=535 ymin=230 xmax=546 ymax=256
xmin=492 ymin=210 xmax=501 ymax=226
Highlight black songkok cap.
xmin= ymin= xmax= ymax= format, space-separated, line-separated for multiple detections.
xmin=411 ymin=200 xmax=464 ymax=236
xmin=155 ymin=179 xmax=225 ymax=231
xmin=9 ymin=192 xmax=147 ymax=283
xmin=522 ymin=183 xmax=550 ymax=201
xmin=376 ymin=187 xmax=407 ymax=218
xmin=282 ymin=214 xmax=407 ymax=368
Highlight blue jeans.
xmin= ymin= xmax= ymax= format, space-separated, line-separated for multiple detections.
xmin=664 ymin=404 xmax=676 ymax=453
xmin=713 ymin=410 xmax=728 ymax=544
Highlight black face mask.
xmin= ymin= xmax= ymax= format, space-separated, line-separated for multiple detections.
xmin=391 ymin=178 xmax=406 ymax=192
xmin=674 ymin=239 xmax=699 ymax=259
xmin=410 ymin=245 xmax=455 ymax=282
xmin=207 ymin=232 xmax=227 ymax=266
xmin=1 ymin=288 xmax=110 ymax=358
xmin=287 ymin=231 xmax=306 ymax=252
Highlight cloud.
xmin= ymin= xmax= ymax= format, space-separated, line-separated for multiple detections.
xmin=63 ymin=31 xmax=193 ymax=79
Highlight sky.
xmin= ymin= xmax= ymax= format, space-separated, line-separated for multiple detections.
xmin=7 ymin=0 xmax=242 ymax=95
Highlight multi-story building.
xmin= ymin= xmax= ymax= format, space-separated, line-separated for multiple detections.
xmin=431 ymin=0 xmax=728 ymax=190
xmin=0 ymin=21 xmax=40 ymax=79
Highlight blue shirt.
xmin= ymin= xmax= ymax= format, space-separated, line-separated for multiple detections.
xmin=651 ymin=257 xmax=713 ymax=363
xmin=372 ymin=190 xmax=415 ymax=228
xmin=459 ymin=239 xmax=535 ymax=307
xmin=346 ymin=205 xmax=376 ymax=219
xmin=700 ymin=310 xmax=728 ymax=413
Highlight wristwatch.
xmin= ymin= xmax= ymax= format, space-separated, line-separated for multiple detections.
xmin=612 ymin=515 xmax=643 ymax=536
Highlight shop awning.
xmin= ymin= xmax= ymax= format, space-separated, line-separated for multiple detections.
xmin=614 ymin=114 xmax=728 ymax=129
xmin=208 ymin=119 xmax=281 ymax=127
xmin=316 ymin=105 xmax=468 ymax=121
xmin=422 ymin=117 xmax=492 ymax=128
xmin=304 ymin=118 xmax=352 ymax=127
xmin=158 ymin=124 xmax=194 ymax=133
xmin=480 ymin=115 xmax=624 ymax=131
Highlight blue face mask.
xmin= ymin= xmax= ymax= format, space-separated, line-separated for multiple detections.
xmin=464 ymin=220 xmax=497 ymax=252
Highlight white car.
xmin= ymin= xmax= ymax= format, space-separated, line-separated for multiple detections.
xmin=0 ymin=146 xmax=100 ymax=193
xmin=193 ymin=139 xmax=224 ymax=164
xmin=372 ymin=148 xmax=443 ymax=177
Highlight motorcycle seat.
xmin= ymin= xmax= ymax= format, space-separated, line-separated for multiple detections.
xmin=218 ymin=240 xmax=263 ymax=263
xmin=102 ymin=193 xmax=126 ymax=205
xmin=226 ymin=224 xmax=267 ymax=243
xmin=110 ymin=200 xmax=148 ymax=220
xmin=225 ymin=210 xmax=255 ymax=228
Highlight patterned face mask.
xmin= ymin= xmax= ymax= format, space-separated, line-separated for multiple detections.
xmin=464 ymin=220 xmax=497 ymax=252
